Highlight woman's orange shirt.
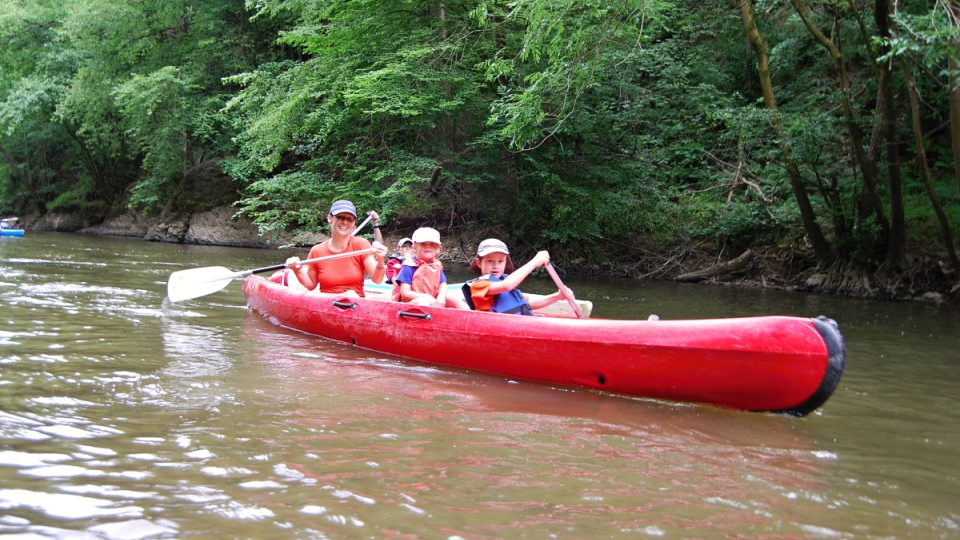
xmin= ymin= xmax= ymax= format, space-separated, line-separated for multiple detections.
xmin=307 ymin=236 xmax=372 ymax=296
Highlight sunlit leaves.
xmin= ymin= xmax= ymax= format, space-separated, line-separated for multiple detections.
xmin=2 ymin=0 xmax=954 ymax=269
xmin=0 ymin=76 xmax=64 ymax=137
xmin=479 ymin=0 xmax=664 ymax=150
xmin=881 ymin=4 xmax=959 ymax=78
xmin=113 ymin=66 xmax=195 ymax=210
xmin=0 ymin=0 xmax=285 ymax=215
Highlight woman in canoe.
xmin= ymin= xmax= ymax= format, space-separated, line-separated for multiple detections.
xmin=283 ymin=199 xmax=389 ymax=296
xmin=462 ymin=238 xmax=573 ymax=315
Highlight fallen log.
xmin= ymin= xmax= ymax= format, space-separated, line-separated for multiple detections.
xmin=676 ymin=249 xmax=754 ymax=282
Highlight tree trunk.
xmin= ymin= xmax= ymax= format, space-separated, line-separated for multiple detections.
xmin=738 ymin=0 xmax=833 ymax=264
xmin=851 ymin=7 xmax=886 ymax=166
xmin=789 ymin=0 xmax=889 ymax=243
xmin=947 ymin=2 xmax=960 ymax=192
xmin=875 ymin=0 xmax=906 ymax=268
xmin=902 ymin=61 xmax=960 ymax=271
xmin=438 ymin=0 xmax=450 ymax=152
xmin=948 ymin=56 xmax=960 ymax=193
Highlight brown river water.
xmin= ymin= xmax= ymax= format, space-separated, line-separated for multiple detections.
xmin=0 ymin=232 xmax=957 ymax=538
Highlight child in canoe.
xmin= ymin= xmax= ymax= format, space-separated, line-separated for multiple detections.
xmin=385 ymin=237 xmax=413 ymax=283
xmin=392 ymin=227 xmax=468 ymax=308
xmin=463 ymin=238 xmax=572 ymax=315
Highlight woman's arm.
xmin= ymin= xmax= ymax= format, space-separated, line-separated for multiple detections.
xmin=285 ymin=255 xmax=319 ymax=290
xmin=363 ymin=241 xmax=388 ymax=284
xmin=368 ymin=211 xmax=384 ymax=245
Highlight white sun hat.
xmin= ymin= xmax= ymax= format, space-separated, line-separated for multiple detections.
xmin=476 ymin=238 xmax=509 ymax=257
xmin=411 ymin=227 xmax=441 ymax=245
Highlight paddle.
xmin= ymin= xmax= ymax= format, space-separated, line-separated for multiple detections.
xmin=544 ymin=263 xmax=583 ymax=319
xmin=351 ymin=212 xmax=373 ymax=236
xmin=166 ymin=247 xmax=376 ymax=303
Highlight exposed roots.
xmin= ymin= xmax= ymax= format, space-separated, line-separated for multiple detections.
xmin=612 ymin=243 xmax=960 ymax=306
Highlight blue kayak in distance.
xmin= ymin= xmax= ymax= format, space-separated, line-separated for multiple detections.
xmin=0 ymin=229 xmax=24 ymax=237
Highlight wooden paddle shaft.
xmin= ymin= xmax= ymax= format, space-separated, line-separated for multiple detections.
xmin=544 ymin=263 xmax=583 ymax=319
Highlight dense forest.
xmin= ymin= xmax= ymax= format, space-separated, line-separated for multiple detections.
xmin=1 ymin=0 xmax=958 ymax=300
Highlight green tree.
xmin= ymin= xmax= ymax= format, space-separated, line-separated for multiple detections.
xmin=0 ymin=0 xmax=80 ymax=215
xmin=1 ymin=0 xmax=283 ymax=218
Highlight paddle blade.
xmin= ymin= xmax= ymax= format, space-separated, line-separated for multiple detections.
xmin=166 ymin=266 xmax=238 ymax=303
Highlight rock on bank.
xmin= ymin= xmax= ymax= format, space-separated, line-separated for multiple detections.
xmin=32 ymin=206 xmax=286 ymax=248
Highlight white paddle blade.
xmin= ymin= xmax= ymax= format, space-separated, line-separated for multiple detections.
xmin=166 ymin=266 xmax=239 ymax=303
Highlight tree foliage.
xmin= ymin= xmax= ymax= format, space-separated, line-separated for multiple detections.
xmin=0 ymin=0 xmax=957 ymax=279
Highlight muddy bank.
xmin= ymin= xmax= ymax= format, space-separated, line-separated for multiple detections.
xmin=26 ymin=208 xmax=959 ymax=306
xmin=615 ymin=244 xmax=960 ymax=306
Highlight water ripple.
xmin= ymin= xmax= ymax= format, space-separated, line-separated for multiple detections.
xmin=1 ymin=233 xmax=957 ymax=538
xmin=0 ymin=488 xmax=142 ymax=519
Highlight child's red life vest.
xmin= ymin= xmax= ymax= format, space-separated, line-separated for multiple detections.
xmin=385 ymin=256 xmax=404 ymax=283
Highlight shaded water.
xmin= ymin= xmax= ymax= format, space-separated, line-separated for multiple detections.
xmin=1 ymin=232 xmax=958 ymax=538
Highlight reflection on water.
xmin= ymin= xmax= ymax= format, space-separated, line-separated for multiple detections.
xmin=159 ymin=312 xmax=239 ymax=411
xmin=0 ymin=232 xmax=958 ymax=538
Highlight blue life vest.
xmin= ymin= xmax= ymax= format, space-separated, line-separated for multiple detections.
xmin=462 ymin=274 xmax=534 ymax=316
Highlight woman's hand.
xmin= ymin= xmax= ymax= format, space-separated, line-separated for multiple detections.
xmin=367 ymin=241 xmax=389 ymax=284
xmin=285 ymin=256 xmax=302 ymax=269
xmin=368 ymin=210 xmax=380 ymax=227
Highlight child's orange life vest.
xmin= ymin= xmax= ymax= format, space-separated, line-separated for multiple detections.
xmin=391 ymin=258 xmax=444 ymax=301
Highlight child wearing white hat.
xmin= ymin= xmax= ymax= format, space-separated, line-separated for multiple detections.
xmin=463 ymin=238 xmax=572 ymax=315
xmin=392 ymin=227 xmax=468 ymax=308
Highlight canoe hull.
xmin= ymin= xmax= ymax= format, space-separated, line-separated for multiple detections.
xmin=242 ymin=276 xmax=844 ymax=415
xmin=0 ymin=229 xmax=24 ymax=237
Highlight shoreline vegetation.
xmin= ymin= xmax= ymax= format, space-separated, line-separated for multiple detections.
xmin=3 ymin=2 xmax=959 ymax=307
xmin=24 ymin=207 xmax=958 ymax=306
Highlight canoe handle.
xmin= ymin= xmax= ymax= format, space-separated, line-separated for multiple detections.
xmin=332 ymin=301 xmax=358 ymax=310
xmin=398 ymin=311 xmax=432 ymax=321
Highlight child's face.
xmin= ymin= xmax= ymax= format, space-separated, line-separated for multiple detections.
xmin=399 ymin=244 xmax=412 ymax=256
xmin=415 ymin=241 xmax=441 ymax=262
xmin=479 ymin=253 xmax=508 ymax=277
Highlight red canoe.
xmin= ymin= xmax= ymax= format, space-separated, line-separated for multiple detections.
xmin=242 ymin=276 xmax=845 ymax=415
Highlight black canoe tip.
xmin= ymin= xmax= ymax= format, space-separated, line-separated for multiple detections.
xmin=775 ymin=315 xmax=846 ymax=417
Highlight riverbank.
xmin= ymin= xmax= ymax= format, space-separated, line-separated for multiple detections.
xmin=28 ymin=206 xmax=324 ymax=249
xmin=24 ymin=207 xmax=959 ymax=306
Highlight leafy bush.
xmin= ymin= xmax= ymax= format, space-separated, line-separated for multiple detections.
xmin=45 ymin=175 xmax=106 ymax=214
